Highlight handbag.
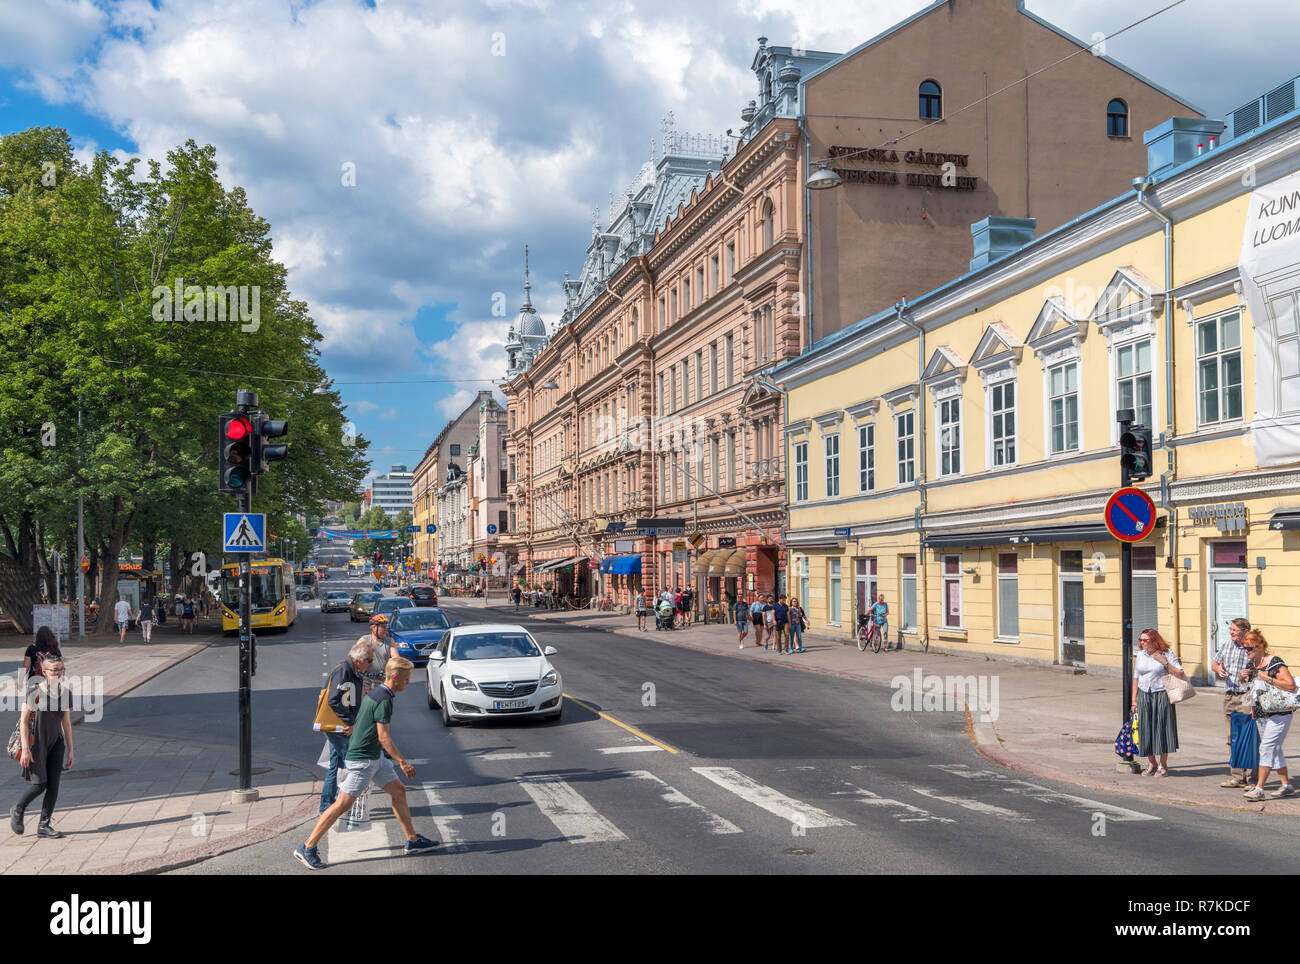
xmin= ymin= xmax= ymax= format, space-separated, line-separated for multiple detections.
xmin=313 ymin=686 xmax=346 ymax=733
xmin=1114 ymin=718 xmax=1137 ymax=758
xmin=1255 ymin=683 xmax=1300 ymax=715
xmin=1162 ymin=673 xmax=1196 ymax=704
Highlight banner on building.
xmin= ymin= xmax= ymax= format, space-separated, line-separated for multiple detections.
xmin=1240 ymin=170 xmax=1300 ymax=466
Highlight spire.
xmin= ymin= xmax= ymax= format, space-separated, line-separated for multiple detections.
xmin=523 ymin=244 xmax=532 ymax=308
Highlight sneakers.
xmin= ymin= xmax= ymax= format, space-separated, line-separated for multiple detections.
xmin=1272 ymin=784 xmax=1295 ymax=798
xmin=294 ymin=843 xmax=326 ymax=869
xmin=404 ymin=834 xmax=439 ymax=855
xmin=1243 ymin=786 xmax=1266 ymax=801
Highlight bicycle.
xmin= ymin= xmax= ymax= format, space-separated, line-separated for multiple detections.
xmin=856 ymin=613 xmax=882 ymax=653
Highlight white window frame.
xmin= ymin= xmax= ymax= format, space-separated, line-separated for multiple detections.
xmin=794 ymin=441 xmax=808 ymax=502
xmin=988 ymin=378 xmax=1017 ymax=468
xmin=1196 ymin=310 xmax=1245 ymax=427
xmin=935 ymin=396 xmax=961 ymax=477
xmin=858 ymin=423 xmax=874 ymax=492
xmin=824 ymin=433 xmax=839 ymax=498
xmin=828 ymin=558 xmax=842 ymax=626
xmin=896 ymin=411 xmax=915 ymax=485
xmin=1046 ymin=361 xmax=1081 ymax=455
xmin=942 ymin=554 xmax=963 ymax=630
xmin=1113 ymin=336 xmax=1156 ymax=433
xmin=996 ymin=552 xmax=1019 ymax=641
xmin=900 ymin=556 xmax=918 ymax=632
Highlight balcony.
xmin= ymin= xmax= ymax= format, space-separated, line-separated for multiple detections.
xmin=748 ymin=458 xmax=780 ymax=482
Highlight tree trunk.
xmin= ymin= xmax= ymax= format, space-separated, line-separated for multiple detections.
xmin=169 ymin=543 xmax=184 ymax=594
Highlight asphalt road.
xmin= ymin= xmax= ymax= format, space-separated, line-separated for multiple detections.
xmin=81 ymin=579 xmax=1300 ymax=875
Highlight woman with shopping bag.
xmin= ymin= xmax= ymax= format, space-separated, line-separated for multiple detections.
xmin=1129 ymin=628 xmax=1187 ymax=777
xmin=1239 ymin=630 xmax=1296 ymax=801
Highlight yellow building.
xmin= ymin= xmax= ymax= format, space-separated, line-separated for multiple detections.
xmin=777 ymin=85 xmax=1300 ymax=681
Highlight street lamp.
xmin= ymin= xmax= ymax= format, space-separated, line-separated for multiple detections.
xmin=807 ymin=162 xmax=842 ymax=191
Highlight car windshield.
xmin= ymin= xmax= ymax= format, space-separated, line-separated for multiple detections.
xmin=327 ymin=592 xmax=349 ymax=600
xmin=355 ymin=593 xmax=381 ymax=603
xmin=391 ymin=611 xmax=450 ymax=632
xmin=451 ymin=633 xmax=540 ymax=660
xmin=376 ymin=599 xmax=408 ymax=613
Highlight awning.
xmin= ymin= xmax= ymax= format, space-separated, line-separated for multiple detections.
xmin=610 ymin=554 xmax=642 ymax=575
xmin=533 ymin=557 xmax=567 ymax=572
xmin=510 ymin=562 xmax=526 ymax=573
xmin=1269 ymin=510 xmax=1300 ymax=531
xmin=599 ymin=556 xmax=615 ymax=574
xmin=709 ymin=549 xmax=737 ymax=575
xmin=922 ymin=519 xmax=1165 ymax=549
xmin=724 ymin=548 xmax=747 ymax=575
xmin=695 ymin=550 xmax=716 ymax=571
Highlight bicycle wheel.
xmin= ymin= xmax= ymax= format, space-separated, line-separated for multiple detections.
xmin=870 ymin=623 xmax=882 ymax=654
xmin=856 ymin=625 xmax=868 ymax=652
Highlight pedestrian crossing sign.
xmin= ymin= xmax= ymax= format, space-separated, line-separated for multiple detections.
xmin=224 ymin=513 xmax=266 ymax=553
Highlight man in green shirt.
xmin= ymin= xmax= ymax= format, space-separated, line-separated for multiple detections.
xmin=294 ymin=655 xmax=438 ymax=869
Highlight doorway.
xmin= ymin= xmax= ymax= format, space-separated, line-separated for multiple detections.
xmin=1059 ymin=549 xmax=1085 ymax=666
xmin=1209 ymin=541 xmax=1249 ymax=686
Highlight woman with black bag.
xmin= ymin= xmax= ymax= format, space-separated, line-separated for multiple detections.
xmin=11 ymin=658 xmax=74 ymax=838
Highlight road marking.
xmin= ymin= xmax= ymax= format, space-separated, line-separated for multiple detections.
xmin=624 ymin=770 xmax=742 ymax=834
xmin=691 ymin=767 xmax=854 ymax=828
xmin=479 ymin=751 xmax=552 ymax=761
xmin=417 ymin=784 xmax=466 ymax=853
xmin=596 ymin=745 xmax=664 ymax=755
xmin=324 ymin=821 xmax=393 ymax=866
xmin=830 ymin=783 xmax=955 ymax=824
xmin=929 ymin=764 xmax=1161 ymax=822
xmin=562 ymin=693 xmax=678 ymax=754
xmin=514 ymin=774 xmax=628 ymax=843
xmin=911 ymin=787 xmax=1033 ymax=822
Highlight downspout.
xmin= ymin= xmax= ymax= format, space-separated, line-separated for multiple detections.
xmin=896 ymin=299 xmax=928 ymax=651
xmin=1134 ymin=177 xmax=1181 ymax=661
xmin=798 ymin=76 xmax=814 ymax=352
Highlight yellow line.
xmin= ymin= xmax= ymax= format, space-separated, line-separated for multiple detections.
xmin=562 ymin=693 xmax=679 ymax=755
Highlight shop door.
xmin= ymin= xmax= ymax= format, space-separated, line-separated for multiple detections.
xmin=1209 ymin=575 xmax=1249 ymax=682
xmin=1059 ymin=550 xmax=1085 ymax=666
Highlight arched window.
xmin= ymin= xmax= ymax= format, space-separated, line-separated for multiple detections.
xmin=763 ymin=71 xmax=772 ymax=104
xmin=761 ymin=198 xmax=774 ymax=250
xmin=919 ymin=80 xmax=942 ymax=120
xmin=631 ymin=307 xmax=638 ymax=340
xmin=1107 ymin=99 xmax=1129 ymax=137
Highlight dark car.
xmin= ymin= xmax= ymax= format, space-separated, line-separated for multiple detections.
xmin=387 ymin=608 xmax=457 ymax=668
xmin=371 ymin=596 xmax=413 ymax=621
xmin=410 ymin=585 xmax=438 ymax=607
xmin=321 ymin=590 xmax=352 ymax=614
xmin=349 ymin=591 xmax=383 ymax=622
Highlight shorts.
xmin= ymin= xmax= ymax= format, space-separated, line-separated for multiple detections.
xmin=339 ymin=756 xmax=399 ymax=796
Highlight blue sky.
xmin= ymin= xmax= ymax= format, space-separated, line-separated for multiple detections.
xmin=3 ymin=0 xmax=1298 ymax=489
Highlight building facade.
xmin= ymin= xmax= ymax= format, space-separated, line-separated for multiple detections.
xmin=370 ymin=465 xmax=413 ymax=518
xmin=778 ymin=78 xmax=1300 ymax=679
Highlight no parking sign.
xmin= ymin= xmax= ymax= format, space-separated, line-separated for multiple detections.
xmin=1104 ymin=488 xmax=1157 ymax=542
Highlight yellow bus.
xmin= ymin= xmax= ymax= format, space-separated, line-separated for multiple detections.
xmin=220 ymin=558 xmax=297 ymax=633
xmin=347 ymin=560 xmax=365 ymax=577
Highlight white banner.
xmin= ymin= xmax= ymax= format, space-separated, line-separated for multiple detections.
xmin=1240 ymin=170 xmax=1300 ymax=466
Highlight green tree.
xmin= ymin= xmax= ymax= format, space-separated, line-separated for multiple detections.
xmin=351 ymin=506 xmax=393 ymax=563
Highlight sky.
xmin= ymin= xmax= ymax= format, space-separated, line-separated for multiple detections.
xmin=2 ymin=0 xmax=1298 ymax=490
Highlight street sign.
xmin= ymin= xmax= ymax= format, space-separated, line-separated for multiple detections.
xmin=487 ymin=523 xmax=498 ymax=535
xmin=834 ymin=527 xmax=851 ymax=537
xmin=405 ymin=525 xmax=420 ymax=533
xmin=80 ymin=556 xmax=89 ymax=574
xmin=672 ymin=541 xmax=687 ymax=551
xmin=426 ymin=524 xmax=437 ymax=533
xmin=1104 ymin=488 xmax=1157 ymax=542
xmin=224 ymin=513 xmax=266 ymax=553
xmin=717 ymin=537 xmax=736 ymax=549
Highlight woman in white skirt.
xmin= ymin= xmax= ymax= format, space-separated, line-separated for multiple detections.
xmin=1129 ymin=628 xmax=1187 ymax=777
xmin=1240 ymin=630 xmax=1296 ymax=801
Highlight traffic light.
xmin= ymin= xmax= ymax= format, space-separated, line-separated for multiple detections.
xmin=219 ymin=412 xmax=254 ymax=495
xmin=253 ymin=414 xmax=289 ymax=474
xmin=1120 ymin=424 xmax=1154 ymax=484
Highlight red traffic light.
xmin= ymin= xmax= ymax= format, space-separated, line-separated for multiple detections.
xmin=225 ymin=417 xmax=251 ymax=441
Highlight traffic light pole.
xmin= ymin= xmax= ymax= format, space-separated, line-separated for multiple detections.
xmin=1118 ymin=411 xmax=1136 ymax=768
xmin=235 ymin=389 xmax=258 ymax=803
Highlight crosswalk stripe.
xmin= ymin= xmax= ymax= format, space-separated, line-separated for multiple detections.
xmin=479 ymin=751 xmax=552 ymax=761
xmin=596 ymin=746 xmax=664 ymax=755
xmin=830 ymin=782 xmax=955 ymax=823
xmin=324 ymin=821 xmax=392 ymax=866
xmin=418 ymin=784 xmax=467 ymax=853
xmin=911 ymin=787 xmax=1033 ymax=822
xmin=515 ymin=775 xmax=628 ymax=843
xmin=624 ymin=771 xmax=742 ymax=834
xmin=929 ymin=764 xmax=1160 ymax=822
xmin=691 ymin=767 xmax=854 ymax=828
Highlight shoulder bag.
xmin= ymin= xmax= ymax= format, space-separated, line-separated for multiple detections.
xmin=1162 ymin=672 xmax=1196 ymax=704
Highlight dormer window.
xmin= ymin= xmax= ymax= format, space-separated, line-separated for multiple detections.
xmin=919 ymin=80 xmax=942 ymax=120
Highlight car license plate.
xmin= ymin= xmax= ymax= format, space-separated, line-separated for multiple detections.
xmin=494 ymin=699 xmax=529 ymax=710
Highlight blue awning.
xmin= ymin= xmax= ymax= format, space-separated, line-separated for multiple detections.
xmin=599 ymin=557 xmax=615 ymax=574
xmin=611 ymin=554 xmax=642 ymax=575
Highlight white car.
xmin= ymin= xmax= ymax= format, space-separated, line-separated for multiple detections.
xmin=426 ymin=624 xmax=562 ymax=725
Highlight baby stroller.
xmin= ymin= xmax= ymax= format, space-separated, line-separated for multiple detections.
xmin=655 ymin=607 xmax=675 ymax=631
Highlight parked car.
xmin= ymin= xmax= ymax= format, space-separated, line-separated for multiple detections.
xmin=426 ymin=624 xmax=561 ymax=725
xmin=387 ymin=608 xmax=457 ymax=668
xmin=321 ymin=590 xmax=352 ymax=614
xmin=410 ymin=585 xmax=438 ymax=607
xmin=349 ymin=591 xmax=383 ymax=622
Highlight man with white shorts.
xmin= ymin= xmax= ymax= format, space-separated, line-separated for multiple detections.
xmin=294 ymin=655 xmax=438 ymax=869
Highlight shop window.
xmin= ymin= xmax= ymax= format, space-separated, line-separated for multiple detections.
xmin=997 ymin=553 xmax=1018 ymax=640
xmin=1212 ymin=541 xmax=1247 ymax=568
xmin=942 ymin=554 xmax=963 ymax=629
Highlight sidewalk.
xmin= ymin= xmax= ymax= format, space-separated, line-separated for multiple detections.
xmin=517 ymin=604 xmax=1298 ymax=817
xmin=0 ymin=623 xmax=319 ymax=874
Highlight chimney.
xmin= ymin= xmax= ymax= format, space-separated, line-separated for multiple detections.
xmin=1143 ymin=117 xmax=1227 ymax=176
xmin=970 ymin=217 xmax=1036 ymax=271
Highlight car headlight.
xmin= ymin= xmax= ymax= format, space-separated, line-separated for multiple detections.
xmin=451 ymin=675 xmax=478 ymax=691
xmin=540 ymin=669 xmax=558 ymax=687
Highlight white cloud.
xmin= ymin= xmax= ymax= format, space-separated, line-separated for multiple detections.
xmin=0 ymin=0 xmax=105 ymax=74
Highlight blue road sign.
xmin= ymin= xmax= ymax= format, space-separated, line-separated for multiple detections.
xmin=224 ymin=513 xmax=266 ymax=553
xmin=487 ymin=523 xmax=497 ymax=535
xmin=426 ymin=524 xmax=437 ymax=533
xmin=373 ymin=583 xmax=382 ymax=592
xmin=405 ymin=525 xmax=420 ymax=533
xmin=1104 ymin=487 xmax=1157 ymax=542
xmin=834 ymin=527 xmax=851 ymax=537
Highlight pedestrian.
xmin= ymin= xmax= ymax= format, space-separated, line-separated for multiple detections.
xmin=512 ymin=585 xmax=521 ymax=612
xmin=682 ymin=587 xmax=693 ymax=627
xmin=873 ymin=594 xmax=891 ymax=650
xmin=1129 ymin=628 xmax=1186 ymax=776
xmin=175 ymin=594 xmax=184 ymax=619
xmin=673 ymin=587 xmax=684 ymax=628
xmin=750 ymin=594 xmax=766 ymax=648
xmin=181 ymin=595 xmax=196 ymax=634
xmin=11 ymin=657 xmax=74 ymax=838
xmin=113 ymin=595 xmax=132 ymax=644
xmin=635 ymin=589 xmax=648 ymax=632
xmin=359 ymin=614 xmax=392 ymax=691
xmin=773 ymin=595 xmax=789 ymax=653
xmin=155 ymin=594 xmax=166 ymax=625
xmin=734 ymin=594 xmax=749 ymax=649
xmin=763 ymin=595 xmax=776 ymax=649
xmin=293 ymin=655 xmax=438 ymax=869
xmin=138 ymin=596 xmax=154 ymax=644
xmin=1240 ymin=629 xmax=1296 ymax=800
xmin=22 ymin=627 xmax=62 ymax=687
xmin=788 ymin=599 xmax=806 ymax=653
xmin=319 ymin=640 xmax=375 ymax=813
xmin=1213 ymin=617 xmax=1257 ymax=788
